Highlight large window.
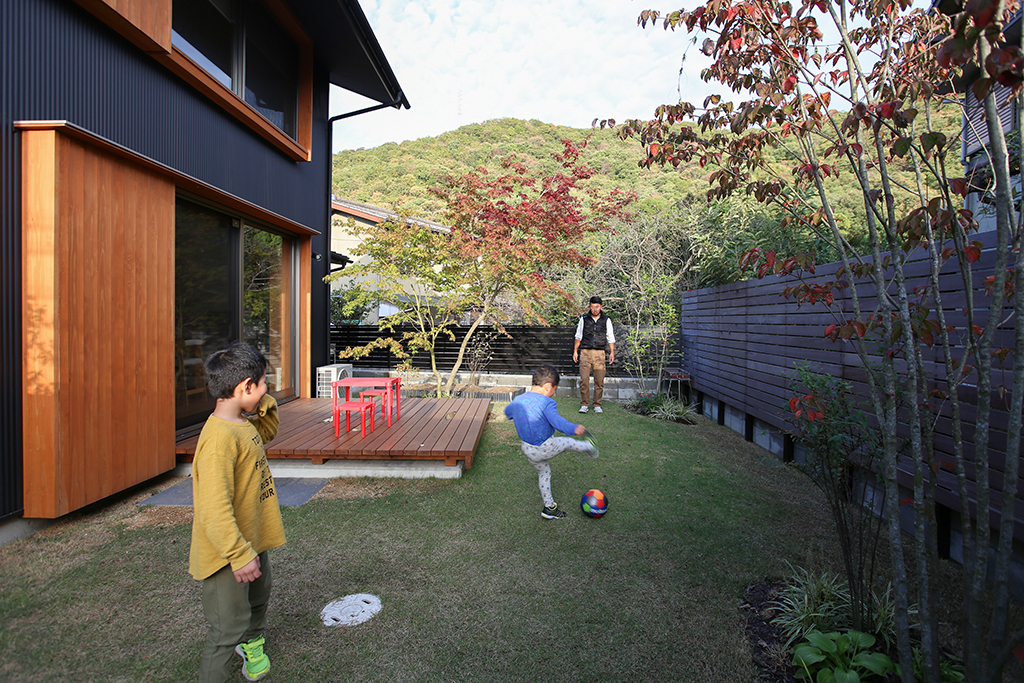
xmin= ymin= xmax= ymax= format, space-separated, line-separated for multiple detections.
xmin=172 ymin=0 xmax=298 ymax=139
xmin=175 ymin=198 xmax=297 ymax=429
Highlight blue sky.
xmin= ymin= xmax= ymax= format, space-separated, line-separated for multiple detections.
xmin=329 ymin=0 xmax=710 ymax=151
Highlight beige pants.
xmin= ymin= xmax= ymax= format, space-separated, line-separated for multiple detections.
xmin=579 ymin=348 xmax=606 ymax=407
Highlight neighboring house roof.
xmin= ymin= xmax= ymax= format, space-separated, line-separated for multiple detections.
xmin=291 ymin=0 xmax=410 ymax=108
xmin=331 ymin=198 xmax=449 ymax=233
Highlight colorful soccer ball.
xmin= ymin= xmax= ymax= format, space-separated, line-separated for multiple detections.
xmin=580 ymin=489 xmax=608 ymax=517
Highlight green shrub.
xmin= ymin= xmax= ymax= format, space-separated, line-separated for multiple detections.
xmin=650 ymin=398 xmax=699 ymax=424
xmin=773 ymin=565 xmax=913 ymax=653
xmin=911 ymin=647 xmax=965 ymax=683
xmin=792 ymin=630 xmax=897 ymax=682
xmin=772 ymin=565 xmax=852 ymax=647
xmin=625 ymin=392 xmax=665 ymax=415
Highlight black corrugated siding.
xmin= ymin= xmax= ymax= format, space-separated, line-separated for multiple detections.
xmin=1 ymin=0 xmax=334 ymax=519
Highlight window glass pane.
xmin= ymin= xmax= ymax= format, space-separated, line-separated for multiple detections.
xmin=243 ymin=226 xmax=294 ymax=395
xmin=172 ymin=0 xmax=235 ymax=90
xmin=175 ymin=200 xmax=239 ymax=428
xmin=243 ymin=1 xmax=298 ymax=137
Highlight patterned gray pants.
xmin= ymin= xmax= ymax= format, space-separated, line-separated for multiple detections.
xmin=521 ymin=437 xmax=593 ymax=508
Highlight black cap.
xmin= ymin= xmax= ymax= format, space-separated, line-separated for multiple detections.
xmin=589 ymin=296 xmax=602 ymax=304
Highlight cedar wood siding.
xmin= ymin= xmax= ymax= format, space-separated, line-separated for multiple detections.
xmin=0 ymin=0 xmax=337 ymax=519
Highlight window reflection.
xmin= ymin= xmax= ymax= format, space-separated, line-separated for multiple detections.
xmin=175 ymin=199 xmax=295 ymax=430
xmin=174 ymin=201 xmax=236 ymax=428
xmin=171 ymin=0 xmax=234 ymax=89
xmin=243 ymin=227 xmax=293 ymax=394
xmin=171 ymin=0 xmax=298 ymax=139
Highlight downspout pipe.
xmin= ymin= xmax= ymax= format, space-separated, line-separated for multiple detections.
xmin=326 ymin=90 xmax=408 ymax=249
xmin=323 ymin=91 xmax=409 ymax=350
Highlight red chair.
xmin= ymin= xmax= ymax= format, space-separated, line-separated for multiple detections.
xmin=359 ymin=389 xmax=389 ymax=421
xmin=332 ymin=392 xmax=375 ymax=438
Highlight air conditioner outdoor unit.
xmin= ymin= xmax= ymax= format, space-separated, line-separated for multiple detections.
xmin=316 ymin=363 xmax=353 ymax=398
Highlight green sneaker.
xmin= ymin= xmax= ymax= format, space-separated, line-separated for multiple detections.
xmin=581 ymin=430 xmax=599 ymax=458
xmin=235 ymin=635 xmax=271 ymax=681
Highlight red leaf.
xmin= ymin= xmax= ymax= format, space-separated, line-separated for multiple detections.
xmin=879 ymin=101 xmax=899 ymax=119
xmin=972 ymin=77 xmax=993 ymax=101
xmin=901 ymin=498 xmax=915 ymax=506
xmin=789 ymin=396 xmax=801 ymax=412
xmin=967 ymin=0 xmax=1001 ymax=27
xmin=1015 ymin=645 xmax=1024 ymax=662
xmin=739 ymin=248 xmax=760 ymax=270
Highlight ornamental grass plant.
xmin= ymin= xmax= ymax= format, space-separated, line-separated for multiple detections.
xmin=0 ymin=398 xmax=1017 ymax=682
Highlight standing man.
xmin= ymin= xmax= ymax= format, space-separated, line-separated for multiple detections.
xmin=573 ymin=296 xmax=615 ymax=413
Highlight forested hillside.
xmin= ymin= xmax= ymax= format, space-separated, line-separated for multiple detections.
xmin=331 ymin=112 xmax=960 ymax=232
xmin=332 ymin=118 xmax=706 ymax=220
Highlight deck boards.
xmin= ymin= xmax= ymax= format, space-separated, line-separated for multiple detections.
xmin=175 ymin=397 xmax=491 ymax=469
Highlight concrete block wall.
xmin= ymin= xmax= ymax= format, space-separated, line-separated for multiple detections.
xmin=352 ymin=368 xmax=650 ymax=402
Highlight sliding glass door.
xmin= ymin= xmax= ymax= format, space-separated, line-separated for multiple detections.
xmin=175 ymin=197 xmax=296 ymax=429
xmin=242 ymin=226 xmax=294 ymax=397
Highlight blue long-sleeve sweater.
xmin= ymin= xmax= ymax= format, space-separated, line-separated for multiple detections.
xmin=504 ymin=391 xmax=580 ymax=446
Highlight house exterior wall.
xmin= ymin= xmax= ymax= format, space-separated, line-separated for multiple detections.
xmin=0 ymin=0 xmax=337 ymax=520
xmin=20 ymin=129 xmax=177 ymax=518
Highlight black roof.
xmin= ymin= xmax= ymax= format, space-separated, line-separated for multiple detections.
xmin=291 ymin=0 xmax=410 ymax=109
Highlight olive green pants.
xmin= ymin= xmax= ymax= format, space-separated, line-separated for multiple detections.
xmin=198 ymin=551 xmax=272 ymax=683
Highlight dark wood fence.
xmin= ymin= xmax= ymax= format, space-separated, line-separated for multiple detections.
xmin=680 ymin=229 xmax=1023 ymax=542
xmin=329 ymin=324 xmax=678 ymax=379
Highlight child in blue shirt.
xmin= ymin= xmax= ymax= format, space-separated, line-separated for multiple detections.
xmin=505 ymin=365 xmax=598 ymax=519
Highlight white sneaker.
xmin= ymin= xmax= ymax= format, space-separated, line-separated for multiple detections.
xmin=579 ymin=406 xmax=589 ymax=413
xmin=594 ymin=406 xmax=603 ymax=413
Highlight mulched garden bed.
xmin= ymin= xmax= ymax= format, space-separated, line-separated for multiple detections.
xmin=742 ymin=578 xmax=799 ymax=683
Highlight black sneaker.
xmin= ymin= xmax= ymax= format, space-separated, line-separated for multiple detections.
xmin=542 ymin=504 xmax=567 ymax=519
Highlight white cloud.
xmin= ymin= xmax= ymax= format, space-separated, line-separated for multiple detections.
xmin=330 ymin=0 xmax=714 ymax=151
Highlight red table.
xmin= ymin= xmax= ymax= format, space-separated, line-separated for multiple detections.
xmin=331 ymin=377 xmax=402 ymax=426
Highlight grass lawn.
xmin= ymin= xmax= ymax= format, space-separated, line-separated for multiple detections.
xmin=0 ymin=398 xmax=847 ymax=682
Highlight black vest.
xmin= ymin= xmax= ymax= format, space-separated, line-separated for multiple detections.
xmin=580 ymin=313 xmax=609 ymax=349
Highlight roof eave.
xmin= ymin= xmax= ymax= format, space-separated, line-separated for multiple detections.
xmin=290 ymin=0 xmax=410 ymax=109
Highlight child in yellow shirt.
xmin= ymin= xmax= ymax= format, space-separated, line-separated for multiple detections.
xmin=188 ymin=342 xmax=284 ymax=683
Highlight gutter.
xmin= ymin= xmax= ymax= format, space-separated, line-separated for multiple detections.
xmin=323 ymin=91 xmax=409 ymax=336
xmin=325 ymin=90 xmax=408 ymax=259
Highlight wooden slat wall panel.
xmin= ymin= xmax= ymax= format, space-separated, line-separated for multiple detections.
xmin=680 ymin=234 xmax=1024 ymax=540
xmin=21 ymin=129 xmax=175 ymax=518
xmin=71 ymin=0 xmax=172 ymax=53
xmin=330 ymin=324 xmax=680 ymax=378
xmin=21 ymin=130 xmax=59 ymax=518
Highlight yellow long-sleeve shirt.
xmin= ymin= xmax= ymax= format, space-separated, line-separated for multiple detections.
xmin=188 ymin=394 xmax=286 ymax=581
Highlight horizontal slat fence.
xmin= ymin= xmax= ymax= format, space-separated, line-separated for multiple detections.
xmin=330 ymin=324 xmax=678 ymax=379
xmin=680 ymin=230 xmax=1023 ymax=541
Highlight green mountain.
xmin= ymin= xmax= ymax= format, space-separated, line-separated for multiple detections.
xmin=331 ymin=118 xmax=707 ymax=221
xmin=331 ymin=110 xmax=961 ymax=232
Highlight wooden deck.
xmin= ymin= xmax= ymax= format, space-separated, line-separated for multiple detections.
xmin=175 ymin=397 xmax=491 ymax=469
